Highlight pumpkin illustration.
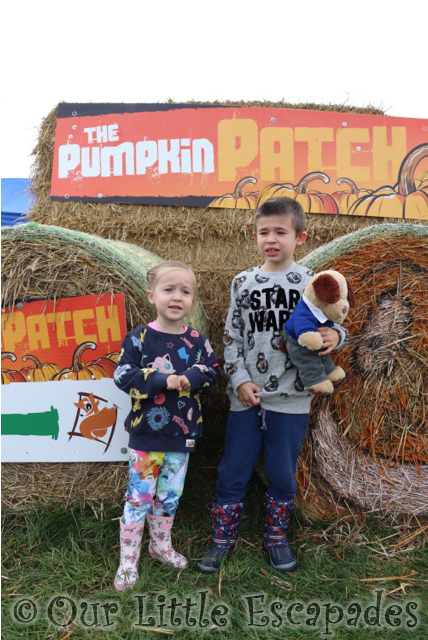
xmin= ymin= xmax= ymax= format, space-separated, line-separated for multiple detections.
xmin=102 ymin=352 xmax=120 ymax=363
xmin=209 ymin=176 xmax=258 ymax=209
xmin=255 ymin=179 xmax=297 ymax=205
xmin=348 ymin=144 xmax=428 ymax=220
xmin=52 ymin=342 xmax=117 ymax=380
xmin=20 ymin=355 xmax=62 ymax=382
xmin=414 ymin=171 xmax=428 ymax=190
xmin=333 ymin=178 xmax=372 ymax=214
xmin=1 ymin=352 xmax=26 ymax=384
xmin=257 ymin=172 xmax=339 ymax=214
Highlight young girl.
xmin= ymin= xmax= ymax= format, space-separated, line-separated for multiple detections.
xmin=113 ymin=260 xmax=219 ymax=591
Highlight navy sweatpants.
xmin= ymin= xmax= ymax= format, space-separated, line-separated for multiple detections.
xmin=216 ymin=406 xmax=309 ymax=503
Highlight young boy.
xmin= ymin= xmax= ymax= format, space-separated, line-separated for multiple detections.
xmin=197 ymin=197 xmax=348 ymax=574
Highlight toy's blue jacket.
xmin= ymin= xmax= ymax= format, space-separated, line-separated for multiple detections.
xmin=114 ymin=325 xmax=219 ymax=452
xmin=284 ymin=298 xmax=334 ymax=340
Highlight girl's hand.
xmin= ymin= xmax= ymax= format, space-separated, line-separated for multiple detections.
xmin=238 ymin=381 xmax=261 ymax=407
xmin=178 ymin=375 xmax=191 ymax=391
xmin=166 ymin=375 xmax=182 ymax=390
xmin=317 ymin=327 xmax=340 ymax=355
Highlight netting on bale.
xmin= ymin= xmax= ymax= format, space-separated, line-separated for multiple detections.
xmin=1 ymin=222 xmax=208 ymax=509
xmin=295 ymin=224 xmax=428 ymax=522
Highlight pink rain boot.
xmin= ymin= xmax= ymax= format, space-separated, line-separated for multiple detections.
xmin=114 ymin=519 xmax=145 ymax=591
xmin=146 ymin=513 xmax=188 ymax=569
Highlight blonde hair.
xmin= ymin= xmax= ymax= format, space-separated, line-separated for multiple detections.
xmin=146 ymin=260 xmax=198 ymax=303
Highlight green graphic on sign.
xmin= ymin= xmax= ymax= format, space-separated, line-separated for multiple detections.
xmin=1 ymin=406 xmax=59 ymax=440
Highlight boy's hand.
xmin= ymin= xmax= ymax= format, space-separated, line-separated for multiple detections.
xmin=178 ymin=375 xmax=191 ymax=391
xmin=317 ymin=327 xmax=340 ymax=355
xmin=166 ymin=375 xmax=183 ymax=390
xmin=238 ymin=381 xmax=261 ymax=407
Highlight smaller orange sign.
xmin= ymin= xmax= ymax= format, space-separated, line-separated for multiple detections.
xmin=1 ymin=294 xmax=126 ymax=376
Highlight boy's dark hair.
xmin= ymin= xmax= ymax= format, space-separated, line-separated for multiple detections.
xmin=255 ymin=197 xmax=306 ymax=235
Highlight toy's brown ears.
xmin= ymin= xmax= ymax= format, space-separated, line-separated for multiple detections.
xmin=346 ymin=278 xmax=356 ymax=307
xmin=312 ymin=274 xmax=341 ymax=304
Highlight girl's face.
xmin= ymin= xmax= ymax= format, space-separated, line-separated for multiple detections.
xmin=147 ymin=269 xmax=195 ymax=329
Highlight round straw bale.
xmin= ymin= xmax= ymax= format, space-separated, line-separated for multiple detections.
xmin=1 ymin=222 xmax=210 ymax=509
xmin=295 ymin=224 xmax=428 ymax=522
xmin=1 ymin=221 xmax=208 ymax=333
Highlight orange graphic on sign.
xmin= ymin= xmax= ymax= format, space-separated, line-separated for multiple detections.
xmin=69 ymin=391 xmax=118 ymax=452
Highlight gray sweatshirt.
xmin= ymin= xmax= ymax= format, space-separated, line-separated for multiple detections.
xmin=224 ymin=262 xmax=348 ymax=414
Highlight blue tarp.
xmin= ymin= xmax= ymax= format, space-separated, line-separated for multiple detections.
xmin=1 ymin=178 xmax=33 ymax=226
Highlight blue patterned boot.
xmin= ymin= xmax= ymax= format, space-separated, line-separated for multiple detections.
xmin=263 ymin=493 xmax=297 ymax=572
xmin=196 ymin=501 xmax=243 ymax=574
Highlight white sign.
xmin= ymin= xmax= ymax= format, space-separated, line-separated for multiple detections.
xmin=1 ymin=380 xmax=131 ymax=462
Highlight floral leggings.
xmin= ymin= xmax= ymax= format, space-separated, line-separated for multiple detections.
xmin=122 ymin=449 xmax=190 ymax=525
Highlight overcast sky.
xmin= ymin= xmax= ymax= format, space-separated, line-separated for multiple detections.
xmin=2 ymin=0 xmax=426 ymax=178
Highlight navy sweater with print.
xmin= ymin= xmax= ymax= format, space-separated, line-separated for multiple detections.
xmin=114 ymin=325 xmax=219 ymax=452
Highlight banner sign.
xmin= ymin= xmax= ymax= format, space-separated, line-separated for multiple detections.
xmin=1 ymin=294 xmax=130 ymax=462
xmin=51 ymin=103 xmax=428 ymax=219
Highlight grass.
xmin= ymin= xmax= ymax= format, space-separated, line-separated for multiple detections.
xmin=2 ymin=433 xmax=427 ymax=640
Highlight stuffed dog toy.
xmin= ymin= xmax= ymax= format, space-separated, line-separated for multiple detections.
xmin=284 ymin=270 xmax=355 ymax=395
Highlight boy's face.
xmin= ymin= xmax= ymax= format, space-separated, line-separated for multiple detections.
xmin=253 ymin=214 xmax=307 ymax=271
